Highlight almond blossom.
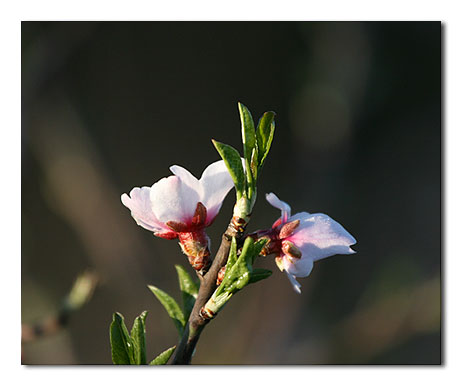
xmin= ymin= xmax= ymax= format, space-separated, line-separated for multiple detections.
xmin=261 ymin=192 xmax=357 ymax=293
xmin=121 ymin=160 xmax=235 ymax=273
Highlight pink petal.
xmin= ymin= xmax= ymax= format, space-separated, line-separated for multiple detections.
xmin=265 ymin=192 xmax=291 ymax=222
xmin=287 ymin=212 xmax=356 ymax=262
xmin=150 ymin=175 xmax=200 ymax=224
xmin=285 ymin=271 xmax=302 ymax=294
xmin=199 ymin=160 xmax=235 ymax=224
xmin=121 ymin=187 xmax=170 ymax=233
xmin=282 ymin=254 xmax=314 ymax=278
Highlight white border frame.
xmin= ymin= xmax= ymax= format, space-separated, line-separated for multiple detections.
xmin=3 ymin=1 xmax=462 ymax=386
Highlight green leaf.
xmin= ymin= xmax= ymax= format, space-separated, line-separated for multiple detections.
xmin=241 ymin=236 xmax=259 ymax=267
xmin=256 ymin=112 xmax=275 ymax=174
xmin=251 ymin=238 xmax=268 ymax=265
xmin=226 ymin=237 xmax=238 ymax=270
xmin=218 ymin=237 xmax=255 ymax=294
xmin=175 ymin=265 xmax=199 ymax=319
xmin=220 ymin=236 xmax=238 ymax=286
xmin=110 ymin=312 xmax=134 ymax=365
xmin=238 ymin=103 xmax=257 ymax=190
xmin=148 ymin=285 xmax=185 ymax=336
xmin=216 ymin=237 xmax=238 ymax=294
xmin=250 ymin=147 xmax=258 ymax=180
xmin=204 ymin=238 xmax=269 ymax=317
xmin=238 ymin=102 xmax=256 ymax=164
xmin=149 ymin=346 xmax=176 ymax=365
xmin=212 ymin=140 xmax=246 ymax=197
xmin=256 ymin=111 xmax=275 ymax=159
xmin=249 ymin=268 xmax=273 ymax=284
xmin=130 ymin=311 xmax=148 ymax=365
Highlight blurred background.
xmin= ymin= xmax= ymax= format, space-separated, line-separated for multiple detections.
xmin=21 ymin=22 xmax=441 ymax=365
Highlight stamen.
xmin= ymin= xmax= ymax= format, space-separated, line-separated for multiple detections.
xmin=281 ymin=240 xmax=302 ymax=259
xmin=279 ymin=219 xmax=300 ymax=239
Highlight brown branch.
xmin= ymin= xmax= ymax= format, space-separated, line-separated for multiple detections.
xmin=171 ymin=221 xmax=244 ymax=364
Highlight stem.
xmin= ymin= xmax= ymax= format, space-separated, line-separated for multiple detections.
xmin=171 ymin=221 xmax=243 ymax=364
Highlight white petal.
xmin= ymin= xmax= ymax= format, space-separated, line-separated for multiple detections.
xmin=150 ymin=175 xmax=200 ymax=223
xmin=199 ymin=160 xmax=235 ymax=224
xmin=121 ymin=187 xmax=169 ymax=232
xmin=170 ymin=165 xmax=202 ymax=194
xmin=287 ymin=212 xmax=356 ymax=262
xmin=282 ymin=254 xmax=314 ymax=278
xmin=265 ymin=192 xmax=291 ymax=222
xmin=285 ymin=271 xmax=302 ymax=294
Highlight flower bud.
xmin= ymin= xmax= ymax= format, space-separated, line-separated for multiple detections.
xmin=216 ymin=265 xmax=226 ymax=285
xmin=177 ymin=230 xmax=211 ymax=275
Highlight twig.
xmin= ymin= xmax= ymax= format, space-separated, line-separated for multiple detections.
xmin=171 ymin=221 xmax=244 ymax=364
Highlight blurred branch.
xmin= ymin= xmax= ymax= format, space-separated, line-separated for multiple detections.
xmin=22 ymin=270 xmax=99 ymax=344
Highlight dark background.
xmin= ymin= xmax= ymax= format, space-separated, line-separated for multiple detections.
xmin=21 ymin=21 xmax=441 ymax=365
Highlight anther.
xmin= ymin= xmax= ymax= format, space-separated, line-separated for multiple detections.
xmin=281 ymin=240 xmax=302 ymax=259
xmin=279 ymin=219 xmax=300 ymax=239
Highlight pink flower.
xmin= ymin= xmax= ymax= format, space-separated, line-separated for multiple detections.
xmin=263 ymin=193 xmax=357 ymax=293
xmin=121 ymin=160 xmax=235 ymax=272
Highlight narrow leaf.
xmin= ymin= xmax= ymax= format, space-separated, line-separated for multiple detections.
xmin=256 ymin=111 xmax=276 ymax=162
xmin=212 ymin=140 xmax=246 ymax=197
xmin=130 ymin=311 xmax=148 ymax=365
xmin=257 ymin=118 xmax=275 ymax=175
xmin=249 ymin=268 xmax=273 ymax=284
xmin=227 ymin=237 xmax=238 ymax=269
xmin=149 ymin=346 xmax=176 ymax=365
xmin=238 ymin=103 xmax=257 ymax=190
xmin=219 ymin=237 xmax=255 ymax=294
xmin=110 ymin=312 xmax=134 ymax=365
xmin=148 ymin=285 xmax=185 ymax=336
xmin=222 ymin=236 xmax=238 ymax=281
xmin=251 ymin=238 xmax=268 ymax=265
xmin=241 ymin=236 xmax=259 ymax=267
xmin=250 ymin=147 xmax=258 ymax=180
xmin=175 ymin=265 xmax=199 ymax=319
xmin=238 ymin=102 xmax=256 ymax=163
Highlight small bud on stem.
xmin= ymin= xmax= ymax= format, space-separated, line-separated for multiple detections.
xmin=216 ymin=266 xmax=226 ymax=285
xmin=178 ymin=231 xmax=211 ymax=275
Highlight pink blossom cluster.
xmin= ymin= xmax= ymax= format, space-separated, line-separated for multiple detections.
xmin=122 ymin=162 xmax=356 ymax=292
